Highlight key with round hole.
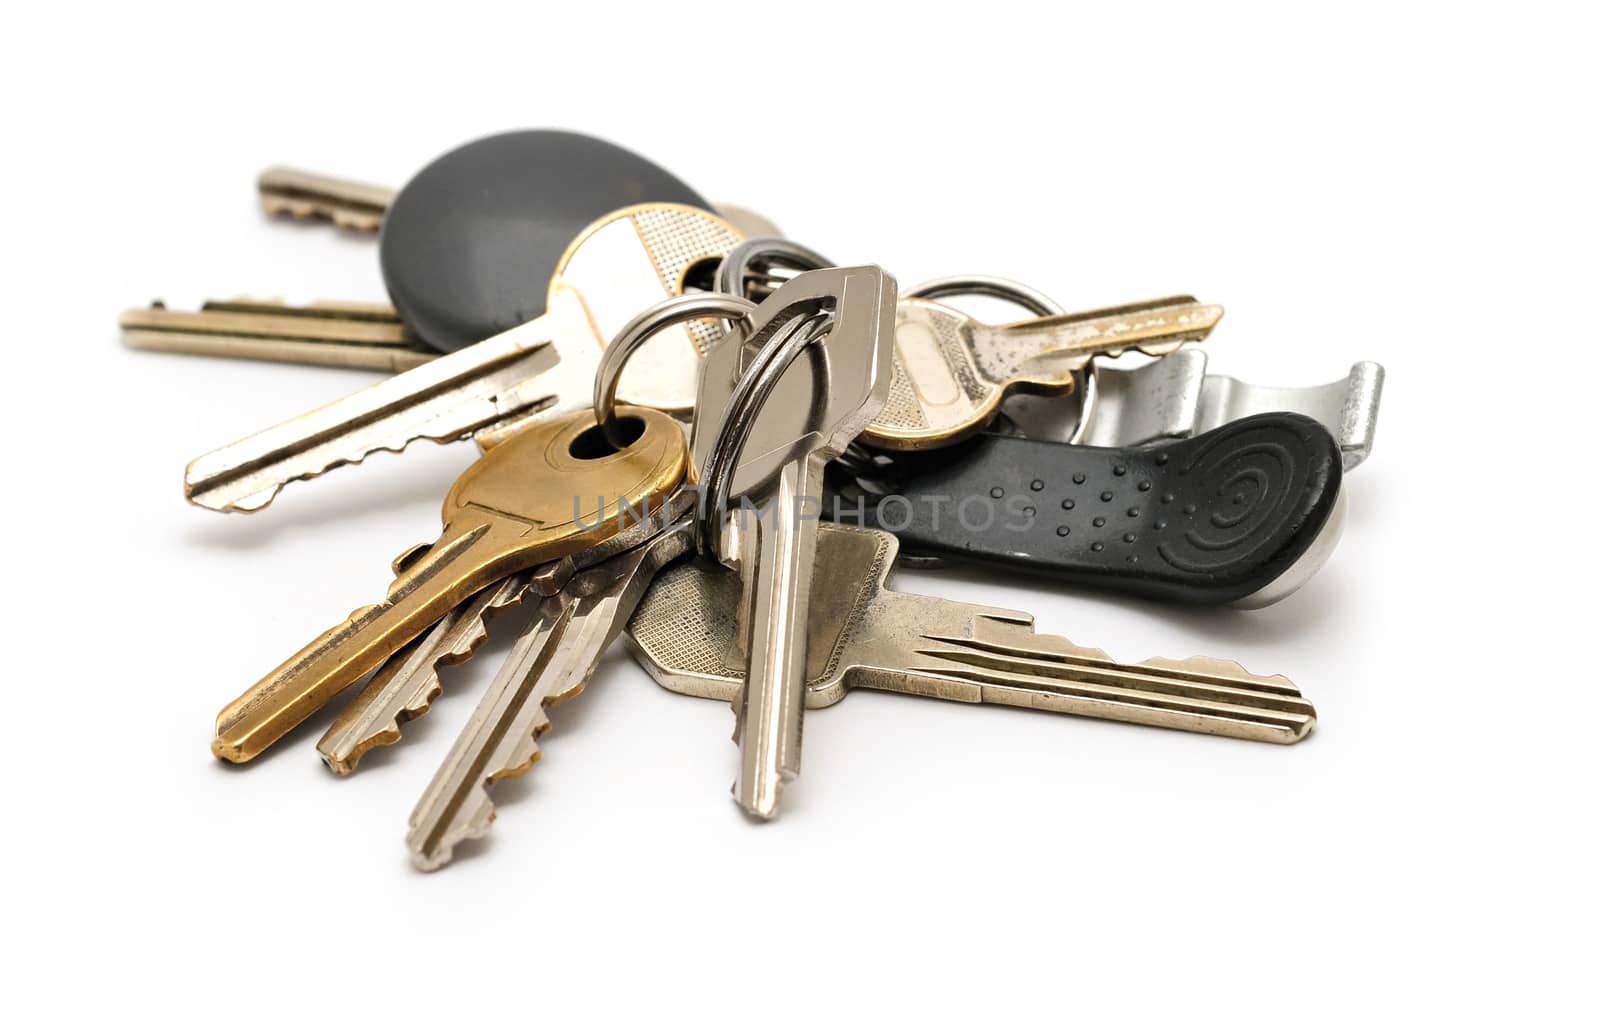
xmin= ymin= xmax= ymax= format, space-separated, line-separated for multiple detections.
xmin=693 ymin=265 xmax=897 ymax=819
xmin=628 ymin=523 xmax=1316 ymax=743
xmin=210 ymin=405 xmax=687 ymax=763
xmin=182 ymin=203 xmax=741 ymax=514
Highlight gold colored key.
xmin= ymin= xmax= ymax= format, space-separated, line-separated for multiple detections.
xmin=211 ymin=406 xmax=687 ymax=763
xmin=863 ymin=295 xmax=1224 ymax=449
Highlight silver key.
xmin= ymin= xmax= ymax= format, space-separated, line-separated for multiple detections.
xmin=182 ymin=205 xmax=743 ymax=513
xmin=1004 ymin=349 xmax=1386 ymax=469
xmin=692 ymin=266 xmax=897 ymax=818
xmin=628 ymin=523 xmax=1316 ymax=744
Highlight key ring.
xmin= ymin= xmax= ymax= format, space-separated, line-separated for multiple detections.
xmin=589 ymin=277 xmax=838 ymax=559
xmin=715 ymin=238 xmax=834 ymax=302
xmin=592 ymin=293 xmax=756 ymax=449
xmin=716 ymin=240 xmax=1099 ymax=443
xmin=900 ymin=274 xmax=1098 ymax=445
xmin=901 ymin=274 xmax=1062 ymax=317
xmin=697 ymin=308 xmax=836 ymax=559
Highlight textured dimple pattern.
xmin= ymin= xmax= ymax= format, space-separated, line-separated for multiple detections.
xmin=628 ymin=561 xmax=739 ymax=679
xmin=874 ymin=351 xmax=931 ymax=431
xmin=633 ymin=207 xmax=743 ymax=354
xmin=873 ymin=308 xmax=991 ymax=436
xmin=832 ymin=412 xmax=1341 ymax=605
xmin=1155 ymin=417 xmax=1309 ymax=574
xmin=930 ymin=307 xmax=990 ymax=397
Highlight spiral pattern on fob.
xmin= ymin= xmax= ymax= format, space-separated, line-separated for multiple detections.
xmin=1155 ymin=416 xmax=1332 ymax=577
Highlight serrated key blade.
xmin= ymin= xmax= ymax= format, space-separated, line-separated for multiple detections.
xmin=182 ymin=289 xmax=592 ymax=513
xmin=318 ymin=575 xmax=532 ymax=775
xmin=406 ymin=527 xmax=693 ymax=870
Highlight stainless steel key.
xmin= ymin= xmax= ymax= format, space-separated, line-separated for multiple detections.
xmin=628 ymin=523 xmax=1316 ymax=744
xmin=1003 ymin=349 xmax=1386 ymax=469
xmin=692 ymin=266 xmax=897 ymax=818
xmin=182 ymin=204 xmax=741 ymax=513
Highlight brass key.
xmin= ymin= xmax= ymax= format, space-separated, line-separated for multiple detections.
xmin=865 ymin=295 xmax=1223 ymax=449
xmin=211 ymin=406 xmax=688 ymax=763
xmin=628 ymin=524 xmax=1315 ymax=744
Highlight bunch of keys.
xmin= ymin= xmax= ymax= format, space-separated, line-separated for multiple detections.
xmin=124 ymin=129 xmax=1384 ymax=868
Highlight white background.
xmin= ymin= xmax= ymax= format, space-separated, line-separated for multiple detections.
xmin=4 ymin=2 xmax=1596 ymax=1012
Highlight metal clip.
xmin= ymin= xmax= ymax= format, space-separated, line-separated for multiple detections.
xmin=1004 ymin=350 xmax=1384 ymax=470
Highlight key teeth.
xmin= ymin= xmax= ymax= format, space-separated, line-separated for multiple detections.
xmin=407 ymin=720 xmax=549 ymax=873
xmin=409 ymin=799 xmax=497 ymax=873
xmin=187 ymin=430 xmax=471 ymax=514
xmin=1142 ymin=654 xmax=1299 ymax=693
xmin=320 ymin=578 xmax=531 ymax=774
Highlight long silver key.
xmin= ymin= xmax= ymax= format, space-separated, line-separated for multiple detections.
xmin=1003 ymin=349 xmax=1386 ymax=469
xmin=183 ymin=204 xmax=742 ymax=513
xmin=692 ymin=266 xmax=897 ymax=818
xmin=629 ymin=523 xmax=1316 ymax=743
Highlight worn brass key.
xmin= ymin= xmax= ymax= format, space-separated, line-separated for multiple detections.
xmin=211 ymin=407 xmax=688 ymax=763
xmin=866 ymin=295 xmax=1223 ymax=449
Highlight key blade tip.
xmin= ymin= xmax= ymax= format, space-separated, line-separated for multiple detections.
xmin=211 ymin=735 xmax=254 ymax=764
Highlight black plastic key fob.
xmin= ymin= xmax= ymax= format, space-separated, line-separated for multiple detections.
xmin=380 ymin=130 xmax=712 ymax=354
xmin=827 ymin=413 xmax=1343 ymax=606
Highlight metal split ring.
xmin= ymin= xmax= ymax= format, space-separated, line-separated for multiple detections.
xmin=901 ymin=274 xmax=1098 ymax=444
xmin=901 ymin=274 xmax=1064 ymax=317
xmin=589 ymin=282 xmax=840 ymax=561
xmin=696 ymin=308 xmax=835 ymax=558
xmin=715 ymin=240 xmax=1098 ymax=445
xmin=715 ymin=238 xmax=834 ymax=303
xmin=592 ymin=293 xmax=756 ymax=449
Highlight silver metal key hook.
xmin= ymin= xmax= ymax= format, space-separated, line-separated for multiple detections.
xmin=697 ymin=309 xmax=836 ymax=558
xmin=898 ymin=274 xmax=1102 ymax=444
xmin=715 ymin=237 xmax=835 ymax=301
xmin=592 ymin=293 xmax=757 ymax=448
xmin=715 ymin=242 xmax=1103 ymax=446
